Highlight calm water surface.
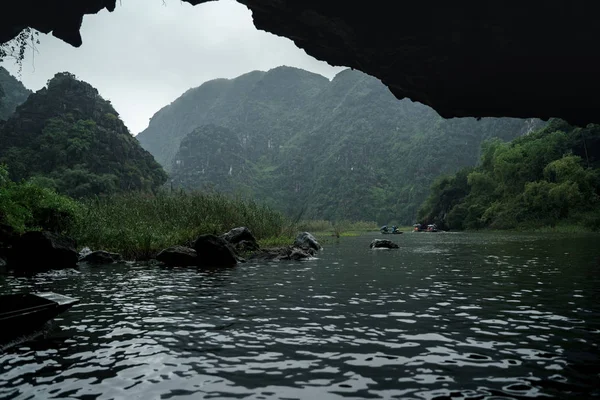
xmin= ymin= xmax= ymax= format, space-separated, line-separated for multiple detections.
xmin=1 ymin=232 xmax=599 ymax=399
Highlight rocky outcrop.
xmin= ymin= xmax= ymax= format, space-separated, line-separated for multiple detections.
xmin=248 ymin=246 xmax=315 ymax=262
xmin=294 ymin=232 xmax=322 ymax=252
xmin=370 ymin=239 xmax=399 ymax=249
xmin=79 ymin=250 xmax=122 ymax=265
xmin=156 ymin=246 xmax=197 ymax=267
xmin=220 ymin=227 xmax=259 ymax=253
xmin=193 ymin=234 xmax=238 ymax=268
xmin=11 ymin=231 xmax=78 ymax=271
xmin=2 ymin=2 xmax=599 ymax=125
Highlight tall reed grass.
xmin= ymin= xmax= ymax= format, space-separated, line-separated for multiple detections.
xmin=68 ymin=191 xmax=290 ymax=260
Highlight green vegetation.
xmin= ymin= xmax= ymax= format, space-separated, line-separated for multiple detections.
xmin=0 ymin=72 xmax=167 ymax=198
xmin=138 ymin=66 xmax=544 ymax=225
xmin=418 ymin=119 xmax=600 ymax=231
xmin=69 ymin=191 xmax=290 ymax=260
xmin=0 ymin=165 xmax=80 ymax=234
xmin=1 ymin=164 xmax=291 ymax=260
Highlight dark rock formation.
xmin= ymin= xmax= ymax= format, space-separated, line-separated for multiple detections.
xmin=156 ymin=245 xmax=197 ymax=267
xmin=79 ymin=250 xmax=122 ymax=265
xmin=193 ymin=234 xmax=238 ymax=268
xmin=221 ymin=227 xmax=255 ymax=244
xmin=294 ymin=232 xmax=322 ymax=252
xmin=248 ymin=246 xmax=315 ymax=262
xmin=78 ymin=246 xmax=92 ymax=259
xmin=11 ymin=231 xmax=78 ymax=271
xmin=2 ymin=1 xmax=600 ymax=125
xmin=0 ymin=223 xmax=17 ymax=247
xmin=220 ymin=227 xmax=259 ymax=252
xmin=370 ymin=239 xmax=399 ymax=249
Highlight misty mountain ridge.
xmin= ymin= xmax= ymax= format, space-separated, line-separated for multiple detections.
xmin=0 ymin=66 xmax=31 ymax=120
xmin=137 ymin=66 xmax=544 ymax=224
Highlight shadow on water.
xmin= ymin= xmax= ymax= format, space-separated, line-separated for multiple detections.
xmin=1 ymin=232 xmax=599 ymax=399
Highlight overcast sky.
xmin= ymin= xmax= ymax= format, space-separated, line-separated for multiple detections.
xmin=1 ymin=0 xmax=345 ymax=135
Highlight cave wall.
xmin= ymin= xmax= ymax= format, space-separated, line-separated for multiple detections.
xmin=1 ymin=0 xmax=599 ymax=126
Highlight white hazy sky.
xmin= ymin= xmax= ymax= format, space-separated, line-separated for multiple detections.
xmin=1 ymin=0 xmax=345 ymax=134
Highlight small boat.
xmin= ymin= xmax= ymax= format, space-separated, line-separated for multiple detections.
xmin=0 ymin=292 xmax=79 ymax=343
xmin=381 ymin=230 xmax=403 ymax=234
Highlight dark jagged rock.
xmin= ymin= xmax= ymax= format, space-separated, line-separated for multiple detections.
xmin=294 ymin=232 xmax=322 ymax=252
xmin=193 ymin=234 xmax=238 ymax=268
xmin=79 ymin=250 xmax=122 ymax=265
xmin=221 ymin=227 xmax=258 ymax=247
xmin=11 ymin=231 xmax=78 ymax=271
xmin=156 ymin=246 xmax=197 ymax=267
xmin=2 ymin=1 xmax=600 ymax=125
xmin=0 ymin=222 xmax=17 ymax=246
xmin=234 ymin=240 xmax=260 ymax=253
xmin=370 ymin=239 xmax=399 ymax=249
xmin=248 ymin=246 xmax=314 ymax=262
xmin=78 ymin=246 xmax=93 ymax=259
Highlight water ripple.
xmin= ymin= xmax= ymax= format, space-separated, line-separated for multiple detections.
xmin=1 ymin=232 xmax=599 ymax=399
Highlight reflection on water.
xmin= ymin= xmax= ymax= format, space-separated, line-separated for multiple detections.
xmin=1 ymin=232 xmax=599 ymax=399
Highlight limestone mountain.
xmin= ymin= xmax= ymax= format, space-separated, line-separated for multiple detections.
xmin=138 ymin=66 xmax=544 ymax=223
xmin=0 ymin=66 xmax=31 ymax=120
xmin=0 ymin=72 xmax=167 ymax=197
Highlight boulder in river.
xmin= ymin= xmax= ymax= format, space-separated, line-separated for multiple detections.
xmin=193 ymin=234 xmax=238 ymax=268
xmin=11 ymin=231 xmax=78 ymax=271
xmin=248 ymin=246 xmax=315 ymax=261
xmin=78 ymin=246 xmax=93 ymax=259
xmin=79 ymin=250 xmax=123 ymax=265
xmin=156 ymin=246 xmax=198 ymax=267
xmin=221 ymin=227 xmax=257 ymax=245
xmin=370 ymin=239 xmax=399 ymax=249
xmin=294 ymin=232 xmax=322 ymax=252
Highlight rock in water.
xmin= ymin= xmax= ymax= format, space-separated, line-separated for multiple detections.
xmin=221 ymin=227 xmax=257 ymax=245
xmin=294 ymin=232 xmax=322 ymax=252
xmin=156 ymin=246 xmax=198 ymax=267
xmin=221 ymin=227 xmax=260 ymax=253
xmin=370 ymin=239 xmax=399 ymax=249
xmin=78 ymin=246 xmax=93 ymax=259
xmin=248 ymin=246 xmax=314 ymax=261
xmin=79 ymin=250 xmax=122 ymax=265
xmin=11 ymin=231 xmax=78 ymax=271
xmin=193 ymin=234 xmax=238 ymax=267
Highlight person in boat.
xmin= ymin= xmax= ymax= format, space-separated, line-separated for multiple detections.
xmin=391 ymin=225 xmax=398 ymax=233
xmin=380 ymin=225 xmax=389 ymax=233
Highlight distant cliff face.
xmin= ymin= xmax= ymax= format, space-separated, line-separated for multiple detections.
xmin=0 ymin=67 xmax=31 ymax=120
xmin=0 ymin=72 xmax=167 ymax=197
xmin=139 ymin=66 xmax=544 ymax=223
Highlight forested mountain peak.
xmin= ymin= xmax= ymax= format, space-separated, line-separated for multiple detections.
xmin=0 ymin=71 xmax=167 ymax=197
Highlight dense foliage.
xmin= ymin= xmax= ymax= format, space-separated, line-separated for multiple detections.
xmin=418 ymin=120 xmax=600 ymax=230
xmin=0 ymin=66 xmax=31 ymax=120
xmin=0 ymin=163 xmax=291 ymax=259
xmin=0 ymin=165 xmax=80 ymax=234
xmin=138 ymin=67 xmax=543 ymax=224
xmin=0 ymin=72 xmax=167 ymax=197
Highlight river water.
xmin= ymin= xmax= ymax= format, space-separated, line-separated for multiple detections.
xmin=1 ymin=232 xmax=599 ymax=399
